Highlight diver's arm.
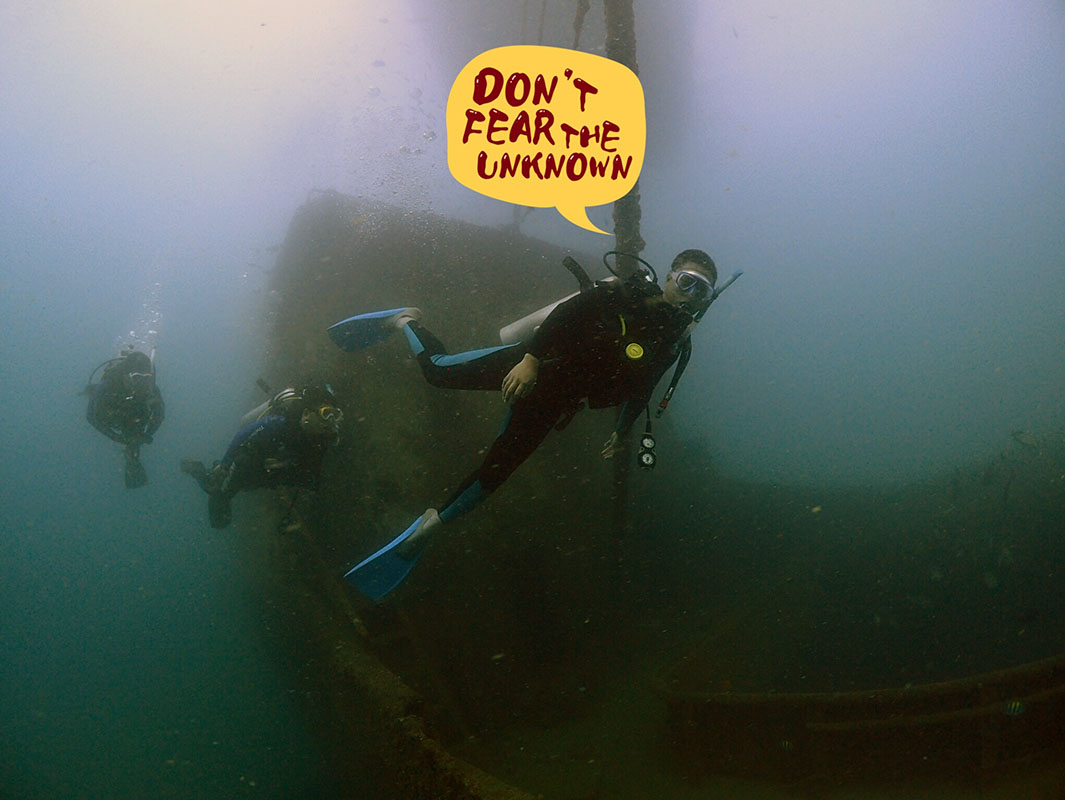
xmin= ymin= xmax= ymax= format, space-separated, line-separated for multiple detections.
xmin=602 ymin=353 xmax=674 ymax=458
xmin=601 ymin=398 xmax=649 ymax=460
xmin=615 ymin=398 xmax=648 ymax=436
xmin=86 ymin=385 xmax=130 ymax=444
xmin=90 ymin=413 xmax=130 ymax=444
xmin=146 ymin=392 xmax=165 ymax=437
xmin=501 ymin=353 xmax=540 ymax=402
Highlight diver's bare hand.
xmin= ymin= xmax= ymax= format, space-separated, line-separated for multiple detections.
xmin=501 ymin=353 xmax=540 ymax=403
xmin=601 ymin=431 xmax=620 ymax=459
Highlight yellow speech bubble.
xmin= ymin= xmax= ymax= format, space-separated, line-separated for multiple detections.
xmin=446 ymin=45 xmax=645 ymax=235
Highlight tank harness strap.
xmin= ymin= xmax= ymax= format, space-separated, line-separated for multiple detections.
xmin=87 ymin=357 xmax=125 ymax=387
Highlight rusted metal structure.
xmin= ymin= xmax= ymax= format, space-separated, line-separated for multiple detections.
xmin=662 ymin=650 xmax=1065 ymax=784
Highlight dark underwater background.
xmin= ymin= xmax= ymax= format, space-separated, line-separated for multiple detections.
xmin=2 ymin=2 xmax=1065 ymax=798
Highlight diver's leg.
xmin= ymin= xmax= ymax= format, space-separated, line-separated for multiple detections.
xmin=124 ymin=445 xmax=148 ymax=489
xmin=180 ymin=458 xmax=234 ymax=526
xmin=180 ymin=459 xmax=209 ymax=490
xmin=401 ymin=320 xmax=525 ymax=390
xmin=400 ymin=397 xmax=560 ymax=556
xmin=473 ymin=397 xmax=560 ymax=494
xmin=208 ymin=491 xmax=233 ymax=528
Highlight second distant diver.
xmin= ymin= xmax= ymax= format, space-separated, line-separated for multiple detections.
xmin=180 ymin=385 xmax=343 ymax=529
xmin=330 ymin=248 xmax=732 ymax=600
xmin=85 ymin=347 xmax=165 ymax=489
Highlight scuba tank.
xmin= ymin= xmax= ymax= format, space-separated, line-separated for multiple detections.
xmin=240 ymin=386 xmax=300 ymax=427
xmin=499 ymin=256 xmax=598 ymax=344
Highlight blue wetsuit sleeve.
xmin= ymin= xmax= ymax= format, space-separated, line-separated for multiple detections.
xmin=614 ymin=400 xmax=645 ymax=436
xmin=222 ymin=415 xmax=286 ymax=465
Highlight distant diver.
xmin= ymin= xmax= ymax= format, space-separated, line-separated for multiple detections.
xmin=85 ymin=347 xmax=165 ymax=489
xmin=180 ymin=384 xmax=343 ymax=529
xmin=328 ymin=249 xmax=741 ymax=601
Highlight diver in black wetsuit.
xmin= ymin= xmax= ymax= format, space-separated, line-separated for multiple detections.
xmin=180 ymin=385 xmax=342 ymax=529
xmin=85 ymin=348 xmax=165 ymax=488
xmin=371 ymin=249 xmax=720 ymax=558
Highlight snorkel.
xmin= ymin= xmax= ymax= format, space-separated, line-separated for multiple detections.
xmin=656 ymin=266 xmax=743 ymax=417
xmin=690 ymin=268 xmax=743 ymax=323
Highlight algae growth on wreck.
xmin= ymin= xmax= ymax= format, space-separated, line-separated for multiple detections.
xmin=257 ymin=193 xmax=1065 ymax=796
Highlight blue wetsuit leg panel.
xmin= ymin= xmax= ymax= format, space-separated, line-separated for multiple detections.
xmin=406 ymin=321 xmax=525 ymax=391
xmin=439 ymin=480 xmax=486 ymax=523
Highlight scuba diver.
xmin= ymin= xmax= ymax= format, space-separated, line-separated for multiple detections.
xmin=180 ymin=384 xmax=343 ymax=529
xmin=328 ymin=248 xmax=741 ymax=600
xmin=85 ymin=347 xmax=164 ymax=488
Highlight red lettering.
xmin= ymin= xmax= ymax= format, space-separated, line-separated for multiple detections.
xmin=498 ymin=152 xmax=520 ymax=178
xmin=589 ymin=155 xmax=611 ymax=177
xmin=543 ymin=153 xmax=565 ymax=179
xmin=505 ymin=72 xmax=530 ymax=106
xmin=509 ymin=110 xmax=531 ymax=143
xmin=560 ymin=122 xmax=578 ymax=149
xmin=477 ymin=150 xmax=497 ymax=178
xmin=601 ymin=121 xmax=620 ymax=152
xmin=504 ymin=109 xmax=555 ymax=145
xmin=611 ymin=155 xmax=632 ymax=180
xmin=559 ymin=121 xmax=619 ymax=150
xmin=462 ymin=109 xmax=485 ymax=144
xmin=473 ymin=67 xmax=503 ymax=104
xmin=566 ymin=153 xmax=587 ymax=180
xmin=534 ymin=109 xmax=555 ymax=145
xmin=532 ymin=74 xmax=557 ymax=105
xmin=573 ymin=77 xmax=598 ymax=112
xmin=472 ymin=151 xmax=630 ymax=181
xmin=486 ymin=108 xmax=509 ymax=145
xmin=521 ymin=153 xmax=543 ymax=179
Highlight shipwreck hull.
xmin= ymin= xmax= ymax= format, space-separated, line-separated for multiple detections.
xmin=663 ymin=651 xmax=1065 ymax=783
xmin=254 ymin=191 xmax=1065 ymax=796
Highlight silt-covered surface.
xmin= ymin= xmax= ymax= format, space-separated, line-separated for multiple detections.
xmin=255 ymin=192 xmax=1065 ymax=797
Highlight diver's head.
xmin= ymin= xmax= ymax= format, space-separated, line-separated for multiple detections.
xmin=298 ymin=385 xmax=343 ymax=444
xmin=120 ymin=351 xmax=155 ymax=400
xmin=123 ymin=350 xmax=152 ymax=373
xmin=663 ymin=249 xmax=717 ymax=314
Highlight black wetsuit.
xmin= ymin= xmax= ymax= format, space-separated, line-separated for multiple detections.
xmin=86 ymin=357 xmax=164 ymax=447
xmin=183 ymin=391 xmax=337 ymax=528
xmin=404 ymin=281 xmax=692 ymax=521
xmin=218 ymin=414 xmax=329 ymax=496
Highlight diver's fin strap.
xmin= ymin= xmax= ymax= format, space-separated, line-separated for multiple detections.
xmin=656 ymin=336 xmax=692 ymax=417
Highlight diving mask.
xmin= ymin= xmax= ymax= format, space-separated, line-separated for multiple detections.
xmin=318 ymin=405 xmax=343 ymax=425
xmin=672 ymin=269 xmax=714 ymax=300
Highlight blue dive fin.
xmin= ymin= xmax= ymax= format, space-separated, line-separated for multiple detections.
xmin=344 ymin=515 xmax=423 ymax=601
xmin=327 ymin=308 xmax=408 ymax=352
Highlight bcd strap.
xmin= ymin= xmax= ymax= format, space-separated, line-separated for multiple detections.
xmin=656 ymin=335 xmax=692 ymax=417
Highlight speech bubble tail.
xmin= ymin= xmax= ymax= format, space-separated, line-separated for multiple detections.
xmin=558 ymin=205 xmax=609 ymax=235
